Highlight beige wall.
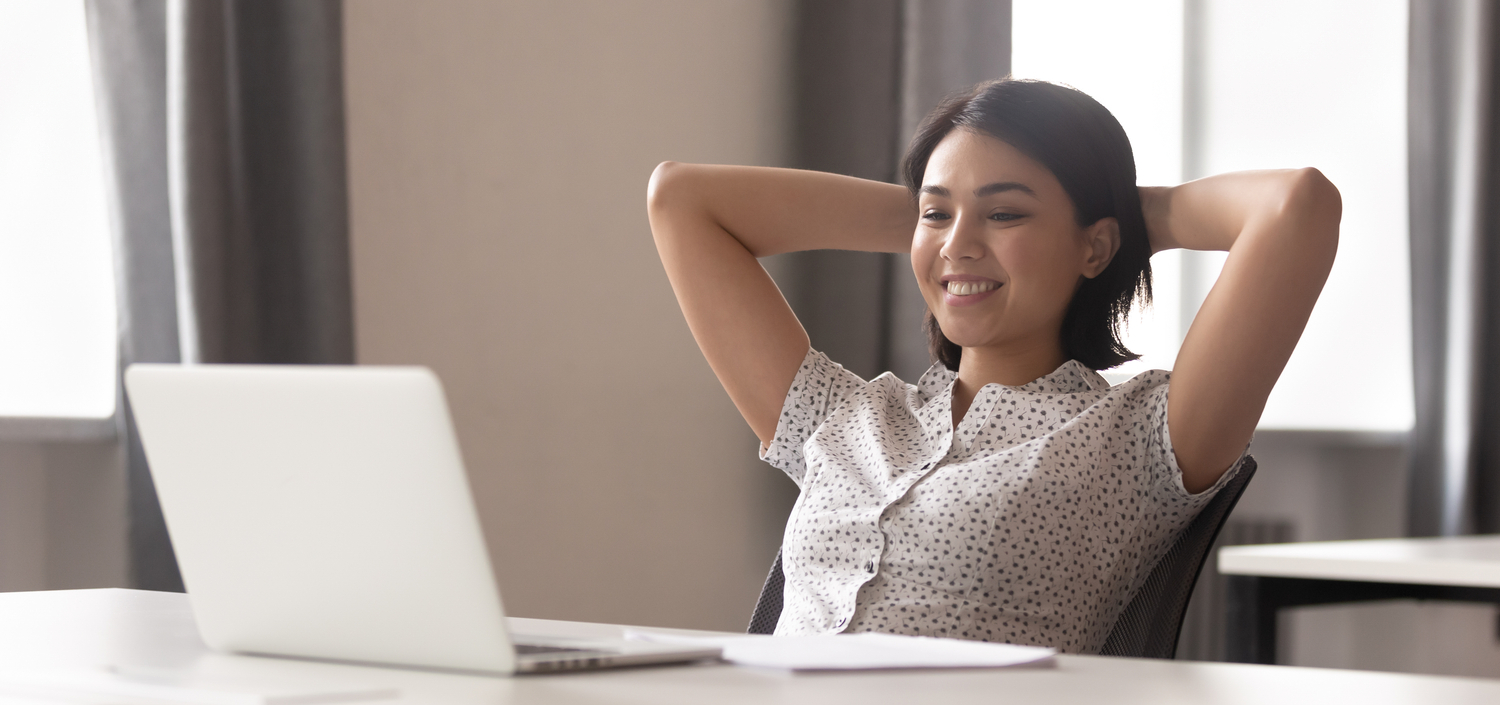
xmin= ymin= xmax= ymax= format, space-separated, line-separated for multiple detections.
xmin=343 ymin=0 xmax=797 ymax=631
xmin=0 ymin=439 xmax=128 ymax=592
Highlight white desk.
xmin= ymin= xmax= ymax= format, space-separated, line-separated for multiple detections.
xmin=3 ymin=588 xmax=1500 ymax=704
xmin=1218 ymin=535 xmax=1500 ymax=664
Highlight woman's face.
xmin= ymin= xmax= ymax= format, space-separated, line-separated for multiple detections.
xmin=911 ymin=129 xmax=1118 ymax=357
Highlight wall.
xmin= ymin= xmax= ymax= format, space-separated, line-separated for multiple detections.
xmin=0 ymin=439 xmax=128 ymax=592
xmin=342 ymin=0 xmax=797 ymax=631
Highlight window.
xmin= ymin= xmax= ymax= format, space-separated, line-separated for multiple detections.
xmin=0 ymin=0 xmax=117 ymax=421
xmin=1013 ymin=0 xmax=1413 ymax=432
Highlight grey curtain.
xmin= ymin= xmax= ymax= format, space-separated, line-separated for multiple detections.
xmin=86 ymin=0 xmax=352 ymax=590
xmin=778 ymin=0 xmax=1011 ymax=383
xmin=168 ymin=0 xmax=352 ymax=365
xmin=1407 ymin=0 xmax=1500 ymax=536
xmin=776 ymin=0 xmax=904 ymax=381
xmin=87 ymin=0 xmax=180 ymax=592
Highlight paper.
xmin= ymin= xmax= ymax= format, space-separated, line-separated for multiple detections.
xmin=0 ymin=665 xmax=399 ymax=705
xmin=624 ymin=630 xmax=1055 ymax=672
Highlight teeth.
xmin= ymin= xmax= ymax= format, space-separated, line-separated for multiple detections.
xmin=947 ymin=280 xmax=999 ymax=296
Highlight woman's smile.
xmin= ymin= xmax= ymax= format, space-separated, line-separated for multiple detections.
xmin=942 ymin=275 xmax=1004 ymax=306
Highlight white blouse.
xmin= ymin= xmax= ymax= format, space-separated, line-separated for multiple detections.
xmin=759 ymin=348 xmax=1241 ymax=653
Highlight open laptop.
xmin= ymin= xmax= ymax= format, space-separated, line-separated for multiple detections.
xmin=123 ymin=364 xmax=721 ymax=675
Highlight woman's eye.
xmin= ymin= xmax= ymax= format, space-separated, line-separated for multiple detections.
xmin=921 ymin=210 xmax=951 ymax=222
xmin=990 ymin=212 xmax=1022 ymax=222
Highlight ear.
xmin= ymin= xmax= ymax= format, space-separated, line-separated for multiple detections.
xmin=1081 ymin=217 xmax=1121 ymax=279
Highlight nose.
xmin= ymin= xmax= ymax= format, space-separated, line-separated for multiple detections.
xmin=939 ymin=211 xmax=985 ymax=262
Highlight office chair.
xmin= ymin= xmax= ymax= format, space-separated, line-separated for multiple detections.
xmin=747 ymin=456 xmax=1259 ymax=660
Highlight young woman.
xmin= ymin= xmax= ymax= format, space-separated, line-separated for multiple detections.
xmin=646 ymin=79 xmax=1339 ymax=653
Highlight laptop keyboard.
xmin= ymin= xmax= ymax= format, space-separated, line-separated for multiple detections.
xmin=514 ymin=643 xmax=607 ymax=656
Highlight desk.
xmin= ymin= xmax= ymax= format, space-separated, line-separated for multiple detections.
xmin=1219 ymin=535 xmax=1500 ymax=664
xmin=2 ymin=588 xmax=1499 ymax=704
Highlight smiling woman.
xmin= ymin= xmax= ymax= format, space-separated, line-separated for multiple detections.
xmin=903 ymin=80 xmax=1153 ymax=406
xmin=646 ymin=78 xmax=1338 ymax=652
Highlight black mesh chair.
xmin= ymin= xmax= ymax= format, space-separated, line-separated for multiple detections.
xmin=748 ymin=456 xmax=1258 ymax=660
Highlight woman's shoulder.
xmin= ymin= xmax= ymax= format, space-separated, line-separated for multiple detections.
xmin=1044 ymin=362 xmax=1172 ymax=424
xmin=795 ymin=349 xmax=911 ymax=407
xmin=800 ymin=353 xmax=958 ymax=424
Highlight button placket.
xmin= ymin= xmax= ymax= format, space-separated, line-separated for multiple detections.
xmin=882 ymin=453 xmax=950 ymax=511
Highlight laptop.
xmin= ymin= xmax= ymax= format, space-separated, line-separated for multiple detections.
xmin=123 ymin=364 xmax=721 ymax=675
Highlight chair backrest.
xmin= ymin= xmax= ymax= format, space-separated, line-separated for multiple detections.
xmin=748 ymin=456 xmax=1258 ymax=658
xmin=747 ymin=551 xmax=785 ymax=635
xmin=1097 ymin=455 xmax=1257 ymax=657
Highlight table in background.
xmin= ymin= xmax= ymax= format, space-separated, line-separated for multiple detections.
xmin=2 ymin=588 xmax=1500 ymax=704
xmin=1219 ymin=535 xmax=1500 ymax=664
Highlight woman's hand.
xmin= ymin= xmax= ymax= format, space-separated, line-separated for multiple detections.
xmin=647 ymin=164 xmax=915 ymax=445
xmin=1149 ymin=170 xmax=1341 ymax=492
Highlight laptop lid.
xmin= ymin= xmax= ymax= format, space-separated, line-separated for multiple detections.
xmin=124 ymin=364 xmax=518 ymax=674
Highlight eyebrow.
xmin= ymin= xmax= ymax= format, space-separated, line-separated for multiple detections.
xmin=976 ymin=181 xmax=1036 ymax=198
xmin=920 ymin=181 xmax=1038 ymax=199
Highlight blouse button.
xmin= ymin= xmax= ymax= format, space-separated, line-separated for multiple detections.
xmin=835 ymin=617 xmax=848 ymax=628
xmin=865 ymin=561 xmax=875 ymax=573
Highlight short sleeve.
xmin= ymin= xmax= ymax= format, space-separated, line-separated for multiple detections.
xmin=1143 ymin=381 xmax=1244 ymax=501
xmin=758 ymin=348 xmax=866 ymax=487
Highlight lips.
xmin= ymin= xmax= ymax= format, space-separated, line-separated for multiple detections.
xmin=945 ymin=280 xmax=1000 ymax=296
xmin=940 ymin=276 xmax=1003 ymax=307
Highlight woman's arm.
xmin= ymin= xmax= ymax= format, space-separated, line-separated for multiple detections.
xmin=1142 ymin=169 xmax=1341 ymax=493
xmin=647 ymin=163 xmax=914 ymax=444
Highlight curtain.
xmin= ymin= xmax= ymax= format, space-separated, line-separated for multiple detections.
xmin=86 ymin=0 xmax=180 ymax=592
xmin=168 ymin=0 xmax=352 ymax=365
xmin=86 ymin=0 xmax=352 ymax=590
xmin=777 ymin=0 xmax=1011 ymax=383
xmin=776 ymin=0 xmax=904 ymax=381
xmin=1407 ymin=0 xmax=1500 ymax=536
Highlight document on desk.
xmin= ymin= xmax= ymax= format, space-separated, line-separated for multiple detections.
xmin=624 ymin=630 xmax=1056 ymax=672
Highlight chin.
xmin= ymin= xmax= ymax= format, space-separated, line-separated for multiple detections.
xmin=935 ymin=324 xmax=999 ymax=349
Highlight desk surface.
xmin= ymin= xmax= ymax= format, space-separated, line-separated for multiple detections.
xmin=1218 ymin=535 xmax=1500 ymax=587
xmin=2 ymin=588 xmax=1499 ymax=704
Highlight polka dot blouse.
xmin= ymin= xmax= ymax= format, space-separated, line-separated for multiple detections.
xmin=759 ymin=348 xmax=1243 ymax=654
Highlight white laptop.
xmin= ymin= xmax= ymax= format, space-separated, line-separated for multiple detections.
xmin=123 ymin=364 xmax=721 ymax=675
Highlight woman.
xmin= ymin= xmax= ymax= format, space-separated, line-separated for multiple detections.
xmin=646 ymin=79 xmax=1339 ymax=653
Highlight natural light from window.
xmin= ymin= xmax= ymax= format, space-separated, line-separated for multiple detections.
xmin=0 ymin=0 xmax=117 ymax=419
xmin=1013 ymin=0 xmax=1186 ymax=386
xmin=1013 ymin=0 xmax=1413 ymax=432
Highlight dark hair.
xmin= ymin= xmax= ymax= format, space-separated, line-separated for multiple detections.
xmin=903 ymin=78 xmax=1152 ymax=371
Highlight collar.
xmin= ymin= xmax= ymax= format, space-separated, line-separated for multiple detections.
xmin=910 ymin=359 xmax=1109 ymax=449
xmin=915 ymin=358 xmax=1108 ymax=398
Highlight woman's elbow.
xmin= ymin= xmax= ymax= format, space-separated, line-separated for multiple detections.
xmin=1291 ymin=167 xmax=1341 ymax=213
xmin=1281 ymin=167 xmax=1341 ymax=258
xmin=647 ymin=160 xmax=692 ymax=214
xmin=1288 ymin=168 xmax=1341 ymax=225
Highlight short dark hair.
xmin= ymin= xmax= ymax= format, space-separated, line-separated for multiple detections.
xmin=903 ymin=78 xmax=1152 ymax=372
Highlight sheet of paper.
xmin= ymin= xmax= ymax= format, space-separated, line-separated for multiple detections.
xmin=624 ymin=630 xmax=1056 ymax=672
xmin=0 ymin=665 xmax=399 ymax=705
